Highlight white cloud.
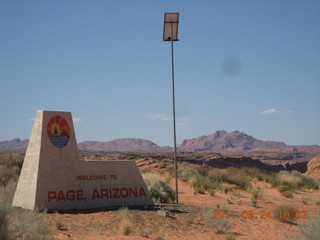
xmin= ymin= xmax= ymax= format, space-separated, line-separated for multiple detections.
xmin=73 ymin=118 xmax=84 ymax=123
xmin=27 ymin=118 xmax=35 ymax=121
xmin=261 ymin=108 xmax=277 ymax=114
xmin=148 ymin=114 xmax=170 ymax=121
xmin=261 ymin=109 xmax=294 ymax=115
xmin=178 ymin=116 xmax=191 ymax=121
xmin=148 ymin=114 xmax=191 ymax=126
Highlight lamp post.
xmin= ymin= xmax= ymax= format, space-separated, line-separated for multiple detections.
xmin=163 ymin=12 xmax=179 ymax=205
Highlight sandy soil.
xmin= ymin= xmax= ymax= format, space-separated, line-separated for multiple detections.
xmin=47 ymin=163 xmax=320 ymax=240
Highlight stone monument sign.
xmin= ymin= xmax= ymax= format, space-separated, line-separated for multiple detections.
xmin=12 ymin=110 xmax=153 ymax=210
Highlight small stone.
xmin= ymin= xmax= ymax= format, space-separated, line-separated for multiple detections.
xmin=156 ymin=209 xmax=168 ymax=217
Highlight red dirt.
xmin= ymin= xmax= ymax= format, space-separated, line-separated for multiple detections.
xmin=47 ymin=164 xmax=320 ymax=240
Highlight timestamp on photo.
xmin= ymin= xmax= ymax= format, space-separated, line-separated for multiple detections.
xmin=212 ymin=209 xmax=308 ymax=220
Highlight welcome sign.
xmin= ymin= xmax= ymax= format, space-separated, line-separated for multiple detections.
xmin=12 ymin=110 xmax=153 ymax=210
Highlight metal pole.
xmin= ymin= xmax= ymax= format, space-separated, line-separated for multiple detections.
xmin=170 ymin=22 xmax=178 ymax=205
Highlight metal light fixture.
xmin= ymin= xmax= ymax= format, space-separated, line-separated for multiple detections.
xmin=163 ymin=12 xmax=179 ymax=205
xmin=163 ymin=13 xmax=179 ymax=41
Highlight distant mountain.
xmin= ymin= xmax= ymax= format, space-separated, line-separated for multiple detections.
xmin=179 ymin=130 xmax=320 ymax=154
xmin=1 ymin=130 xmax=319 ymax=156
xmin=78 ymin=138 xmax=171 ymax=152
xmin=0 ymin=138 xmax=29 ymax=152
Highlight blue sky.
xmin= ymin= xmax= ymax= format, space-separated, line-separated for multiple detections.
xmin=1 ymin=0 xmax=319 ymax=147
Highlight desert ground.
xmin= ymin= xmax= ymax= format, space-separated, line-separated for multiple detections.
xmin=46 ymin=155 xmax=319 ymax=240
xmin=1 ymin=152 xmax=319 ymax=240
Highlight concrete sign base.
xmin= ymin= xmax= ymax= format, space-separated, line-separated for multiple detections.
xmin=12 ymin=110 xmax=153 ymax=210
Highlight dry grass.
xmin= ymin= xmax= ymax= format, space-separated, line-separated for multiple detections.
xmin=9 ymin=208 xmax=52 ymax=240
xmin=119 ymin=218 xmax=132 ymax=236
xmin=117 ymin=207 xmax=133 ymax=236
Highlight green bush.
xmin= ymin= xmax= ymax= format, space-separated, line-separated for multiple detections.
xmin=282 ymin=191 xmax=294 ymax=199
xmin=223 ymin=168 xmax=251 ymax=190
xmin=178 ymin=165 xmax=201 ymax=182
xmin=277 ymin=185 xmax=290 ymax=193
xmin=188 ymin=175 xmax=211 ymax=191
xmin=147 ymin=180 xmax=175 ymax=203
xmin=157 ymin=163 xmax=166 ymax=169
xmin=207 ymin=168 xmax=225 ymax=184
xmin=243 ymin=167 xmax=262 ymax=178
xmin=273 ymin=204 xmax=296 ymax=223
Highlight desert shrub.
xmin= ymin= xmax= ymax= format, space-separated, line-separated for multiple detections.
xmin=208 ymin=188 xmax=215 ymax=196
xmin=193 ymin=185 xmax=206 ymax=195
xmin=117 ymin=207 xmax=129 ymax=219
xmin=0 ymin=165 xmax=18 ymax=187
xmin=147 ymin=180 xmax=175 ymax=203
xmin=282 ymin=191 xmax=294 ymax=198
xmin=223 ymin=168 xmax=251 ymax=190
xmin=166 ymin=166 xmax=175 ymax=178
xmin=0 ymin=180 xmax=16 ymax=205
xmin=188 ymin=175 xmax=211 ymax=191
xmin=298 ymin=214 xmax=320 ymax=240
xmin=0 ymin=153 xmax=24 ymax=169
xmin=10 ymin=208 xmax=51 ymax=240
xmin=265 ymin=172 xmax=278 ymax=184
xmin=142 ymin=170 xmax=175 ymax=203
xmin=249 ymin=187 xmax=261 ymax=207
xmin=273 ymin=204 xmax=296 ymax=223
xmin=157 ymin=163 xmax=166 ymax=169
xmin=142 ymin=170 xmax=170 ymax=183
xmin=299 ymin=174 xmax=319 ymax=190
xmin=120 ymin=218 xmax=132 ymax=235
xmin=207 ymin=168 xmax=225 ymax=184
xmin=277 ymin=185 xmax=290 ymax=193
xmin=0 ymin=153 xmax=23 ymax=188
xmin=221 ymin=185 xmax=232 ymax=194
xmin=141 ymin=168 xmax=152 ymax=174
xmin=203 ymin=208 xmax=231 ymax=234
xmin=250 ymin=187 xmax=261 ymax=200
xmin=243 ymin=167 xmax=264 ymax=179
xmin=117 ymin=207 xmax=133 ymax=236
xmin=0 ymin=205 xmax=10 ymax=240
xmin=272 ymin=171 xmax=318 ymax=191
xmin=225 ymin=235 xmax=236 ymax=240
xmin=178 ymin=165 xmax=201 ymax=182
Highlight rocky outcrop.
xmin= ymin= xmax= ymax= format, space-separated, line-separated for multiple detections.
xmin=178 ymin=153 xmax=308 ymax=173
xmin=305 ymin=155 xmax=320 ymax=179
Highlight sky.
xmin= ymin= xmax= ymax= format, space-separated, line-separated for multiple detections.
xmin=0 ymin=0 xmax=319 ymax=147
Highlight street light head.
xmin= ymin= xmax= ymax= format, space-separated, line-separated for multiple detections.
xmin=163 ymin=13 xmax=179 ymax=41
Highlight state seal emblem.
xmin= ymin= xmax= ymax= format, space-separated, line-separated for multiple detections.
xmin=47 ymin=115 xmax=70 ymax=148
